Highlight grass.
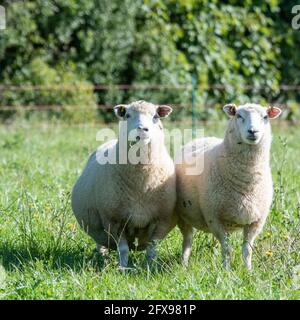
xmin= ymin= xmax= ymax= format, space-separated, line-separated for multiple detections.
xmin=0 ymin=118 xmax=299 ymax=299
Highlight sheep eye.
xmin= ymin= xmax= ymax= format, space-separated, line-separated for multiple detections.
xmin=125 ymin=114 xmax=130 ymax=119
xmin=236 ymin=114 xmax=243 ymax=120
xmin=263 ymin=115 xmax=268 ymax=120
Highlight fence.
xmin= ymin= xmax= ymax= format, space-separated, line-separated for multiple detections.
xmin=1 ymin=82 xmax=300 ymax=111
xmin=1 ymin=82 xmax=298 ymax=131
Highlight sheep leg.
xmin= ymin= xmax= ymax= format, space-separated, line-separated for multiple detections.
xmin=243 ymin=221 xmax=262 ymax=271
xmin=220 ymin=233 xmax=231 ymax=270
xmin=209 ymin=223 xmax=231 ymax=269
xmin=118 ymin=236 xmax=129 ymax=268
xmin=178 ymin=219 xmax=193 ymax=267
xmin=145 ymin=221 xmax=159 ymax=266
xmin=146 ymin=240 xmax=157 ymax=265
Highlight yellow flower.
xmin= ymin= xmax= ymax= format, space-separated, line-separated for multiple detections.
xmin=67 ymin=223 xmax=76 ymax=231
xmin=266 ymin=251 xmax=273 ymax=257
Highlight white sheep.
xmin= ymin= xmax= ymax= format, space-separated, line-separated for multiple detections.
xmin=71 ymin=100 xmax=176 ymax=268
xmin=175 ymin=103 xmax=281 ymax=269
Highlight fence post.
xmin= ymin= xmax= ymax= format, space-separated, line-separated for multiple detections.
xmin=192 ymin=74 xmax=197 ymax=139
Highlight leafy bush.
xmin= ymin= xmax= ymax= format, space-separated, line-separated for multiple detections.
xmin=1 ymin=58 xmax=97 ymax=123
xmin=0 ymin=0 xmax=299 ymax=123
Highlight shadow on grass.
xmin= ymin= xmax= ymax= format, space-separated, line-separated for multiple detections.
xmin=0 ymin=242 xmax=106 ymax=272
xmin=0 ymin=241 xmax=181 ymax=276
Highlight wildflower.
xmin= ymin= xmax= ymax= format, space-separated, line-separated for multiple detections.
xmin=282 ymin=232 xmax=289 ymax=240
xmin=266 ymin=231 xmax=272 ymax=238
xmin=67 ymin=223 xmax=76 ymax=231
xmin=265 ymin=251 xmax=273 ymax=257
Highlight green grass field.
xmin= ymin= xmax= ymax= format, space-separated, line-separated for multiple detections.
xmin=0 ymin=119 xmax=299 ymax=299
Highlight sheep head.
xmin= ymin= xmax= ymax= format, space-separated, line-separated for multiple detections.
xmin=114 ymin=100 xmax=172 ymax=146
xmin=223 ymin=103 xmax=281 ymax=145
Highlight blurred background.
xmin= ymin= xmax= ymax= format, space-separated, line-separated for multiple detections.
xmin=0 ymin=0 xmax=300 ymax=124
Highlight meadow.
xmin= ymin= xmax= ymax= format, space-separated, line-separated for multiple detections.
xmin=0 ymin=117 xmax=299 ymax=299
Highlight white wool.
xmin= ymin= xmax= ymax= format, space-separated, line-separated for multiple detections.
xmin=71 ymin=101 xmax=176 ymax=268
xmin=176 ymin=103 xmax=280 ymax=270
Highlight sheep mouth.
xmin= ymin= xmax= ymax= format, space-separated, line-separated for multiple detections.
xmin=136 ymin=133 xmax=150 ymax=142
xmin=247 ymin=135 xmax=259 ymax=141
xmin=246 ymin=135 xmax=261 ymax=144
xmin=128 ymin=135 xmax=150 ymax=147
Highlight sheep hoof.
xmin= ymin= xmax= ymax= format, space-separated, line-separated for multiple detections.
xmin=182 ymin=258 xmax=189 ymax=268
xmin=117 ymin=266 xmax=132 ymax=273
xmin=222 ymin=260 xmax=231 ymax=270
xmin=145 ymin=256 xmax=157 ymax=269
xmin=245 ymin=264 xmax=252 ymax=271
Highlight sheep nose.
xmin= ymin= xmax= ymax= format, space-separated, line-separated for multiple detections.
xmin=138 ymin=125 xmax=149 ymax=132
xmin=248 ymin=129 xmax=258 ymax=135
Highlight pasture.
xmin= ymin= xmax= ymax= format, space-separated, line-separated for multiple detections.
xmin=0 ymin=119 xmax=299 ymax=299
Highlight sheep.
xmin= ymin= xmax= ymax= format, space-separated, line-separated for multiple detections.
xmin=71 ymin=100 xmax=176 ymax=268
xmin=175 ymin=103 xmax=281 ymax=270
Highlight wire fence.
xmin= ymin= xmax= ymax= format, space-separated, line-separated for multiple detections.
xmin=0 ymin=105 xmax=113 ymax=111
xmin=0 ymin=83 xmax=298 ymax=129
xmin=1 ymin=83 xmax=300 ymax=92
xmin=0 ymin=83 xmax=299 ymax=111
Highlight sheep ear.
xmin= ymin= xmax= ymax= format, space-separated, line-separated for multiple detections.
xmin=223 ymin=104 xmax=237 ymax=117
xmin=267 ymin=106 xmax=281 ymax=119
xmin=156 ymin=105 xmax=173 ymax=118
xmin=114 ymin=104 xmax=127 ymax=119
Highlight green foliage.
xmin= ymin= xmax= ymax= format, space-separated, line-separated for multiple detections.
xmin=146 ymin=0 xmax=282 ymax=104
xmin=271 ymin=0 xmax=300 ymax=102
xmin=0 ymin=0 xmax=299 ymax=122
xmin=1 ymin=58 xmax=97 ymax=123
